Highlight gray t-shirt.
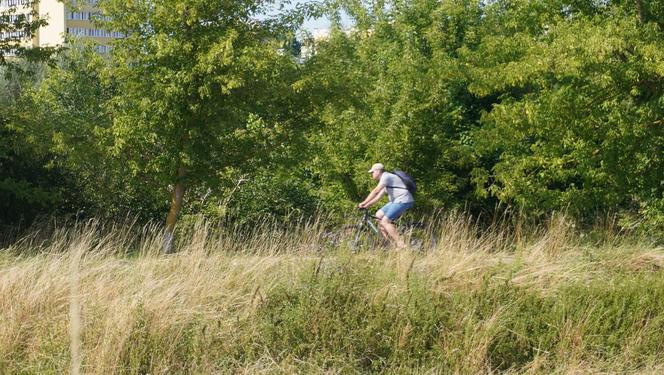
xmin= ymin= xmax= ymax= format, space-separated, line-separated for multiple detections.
xmin=379 ymin=172 xmax=415 ymax=204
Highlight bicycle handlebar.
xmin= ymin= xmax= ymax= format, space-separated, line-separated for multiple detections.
xmin=357 ymin=207 xmax=380 ymax=221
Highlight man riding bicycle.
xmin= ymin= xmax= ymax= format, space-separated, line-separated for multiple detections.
xmin=358 ymin=163 xmax=415 ymax=248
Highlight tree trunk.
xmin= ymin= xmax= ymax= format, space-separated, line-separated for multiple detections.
xmin=162 ymin=166 xmax=186 ymax=254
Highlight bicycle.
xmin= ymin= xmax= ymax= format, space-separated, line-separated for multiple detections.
xmin=346 ymin=208 xmax=431 ymax=251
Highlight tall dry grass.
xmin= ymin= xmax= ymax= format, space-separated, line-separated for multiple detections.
xmin=0 ymin=213 xmax=663 ymax=374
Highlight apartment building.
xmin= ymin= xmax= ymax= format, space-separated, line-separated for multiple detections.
xmin=1 ymin=0 xmax=119 ymax=53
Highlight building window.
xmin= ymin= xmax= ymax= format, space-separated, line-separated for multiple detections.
xmin=0 ymin=0 xmax=31 ymax=8
xmin=1 ymin=14 xmax=30 ymax=23
xmin=67 ymin=12 xmax=90 ymax=21
xmin=70 ymin=0 xmax=99 ymax=6
xmin=66 ymin=27 xmax=123 ymax=39
xmin=65 ymin=12 xmax=109 ymax=21
xmin=0 ymin=30 xmax=26 ymax=38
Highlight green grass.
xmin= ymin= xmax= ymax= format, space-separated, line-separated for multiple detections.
xmin=0 ymin=216 xmax=663 ymax=374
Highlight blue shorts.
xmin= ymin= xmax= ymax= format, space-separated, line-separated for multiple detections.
xmin=378 ymin=202 xmax=414 ymax=222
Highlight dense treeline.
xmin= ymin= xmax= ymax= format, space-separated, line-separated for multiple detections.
xmin=1 ymin=0 xmax=662 ymax=238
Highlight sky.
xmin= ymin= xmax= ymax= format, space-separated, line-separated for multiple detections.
xmin=269 ymin=0 xmax=352 ymax=33
xmin=302 ymin=16 xmax=331 ymax=32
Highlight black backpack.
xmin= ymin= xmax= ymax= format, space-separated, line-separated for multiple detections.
xmin=392 ymin=170 xmax=417 ymax=195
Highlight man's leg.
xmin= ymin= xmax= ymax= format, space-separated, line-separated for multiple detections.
xmin=378 ymin=203 xmax=414 ymax=248
xmin=375 ymin=210 xmax=390 ymax=240
xmin=380 ymin=216 xmax=406 ymax=248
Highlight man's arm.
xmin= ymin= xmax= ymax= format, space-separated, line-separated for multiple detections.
xmin=358 ymin=183 xmax=386 ymax=208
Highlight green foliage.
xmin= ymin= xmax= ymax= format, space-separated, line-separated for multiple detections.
xmin=0 ymin=62 xmax=52 ymax=227
xmin=0 ymin=0 xmax=57 ymax=70
xmin=3 ymin=1 xmax=312 ymax=227
xmin=179 ymin=167 xmax=322 ymax=227
xmin=15 ymin=43 xmax=168 ymax=221
xmin=1 ymin=0 xmax=662 ymax=236
xmin=0 ymin=65 xmax=86 ymax=227
xmin=99 ymin=0 xmax=307 ymax=197
xmin=220 ymin=170 xmax=320 ymax=227
xmin=465 ymin=7 xmax=664 ymax=227
xmin=301 ymin=0 xmax=663 ymax=234
xmin=302 ymin=0 xmax=512 ymax=214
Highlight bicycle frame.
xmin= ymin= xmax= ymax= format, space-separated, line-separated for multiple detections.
xmin=356 ymin=208 xmax=380 ymax=234
xmin=351 ymin=208 xmax=386 ymax=250
xmin=350 ymin=208 xmax=432 ymax=251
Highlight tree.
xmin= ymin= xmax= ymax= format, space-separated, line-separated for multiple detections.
xmin=302 ymin=0 xmax=662 ymax=233
xmin=1 ymin=0 xmax=60 ymax=228
xmin=0 ymin=0 xmax=55 ymax=69
xmin=463 ymin=1 xmax=664 ymax=227
xmin=98 ymin=0 xmax=306 ymax=251
xmin=300 ymin=0 xmax=487 ymax=213
xmin=14 ymin=41 xmax=170 ymax=223
xmin=1 ymin=65 xmax=54 ymax=227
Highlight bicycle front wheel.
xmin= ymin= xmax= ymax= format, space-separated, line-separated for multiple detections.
xmin=350 ymin=223 xmax=386 ymax=251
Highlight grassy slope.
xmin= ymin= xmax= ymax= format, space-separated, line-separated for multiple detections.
xmin=1 ymin=216 xmax=663 ymax=374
